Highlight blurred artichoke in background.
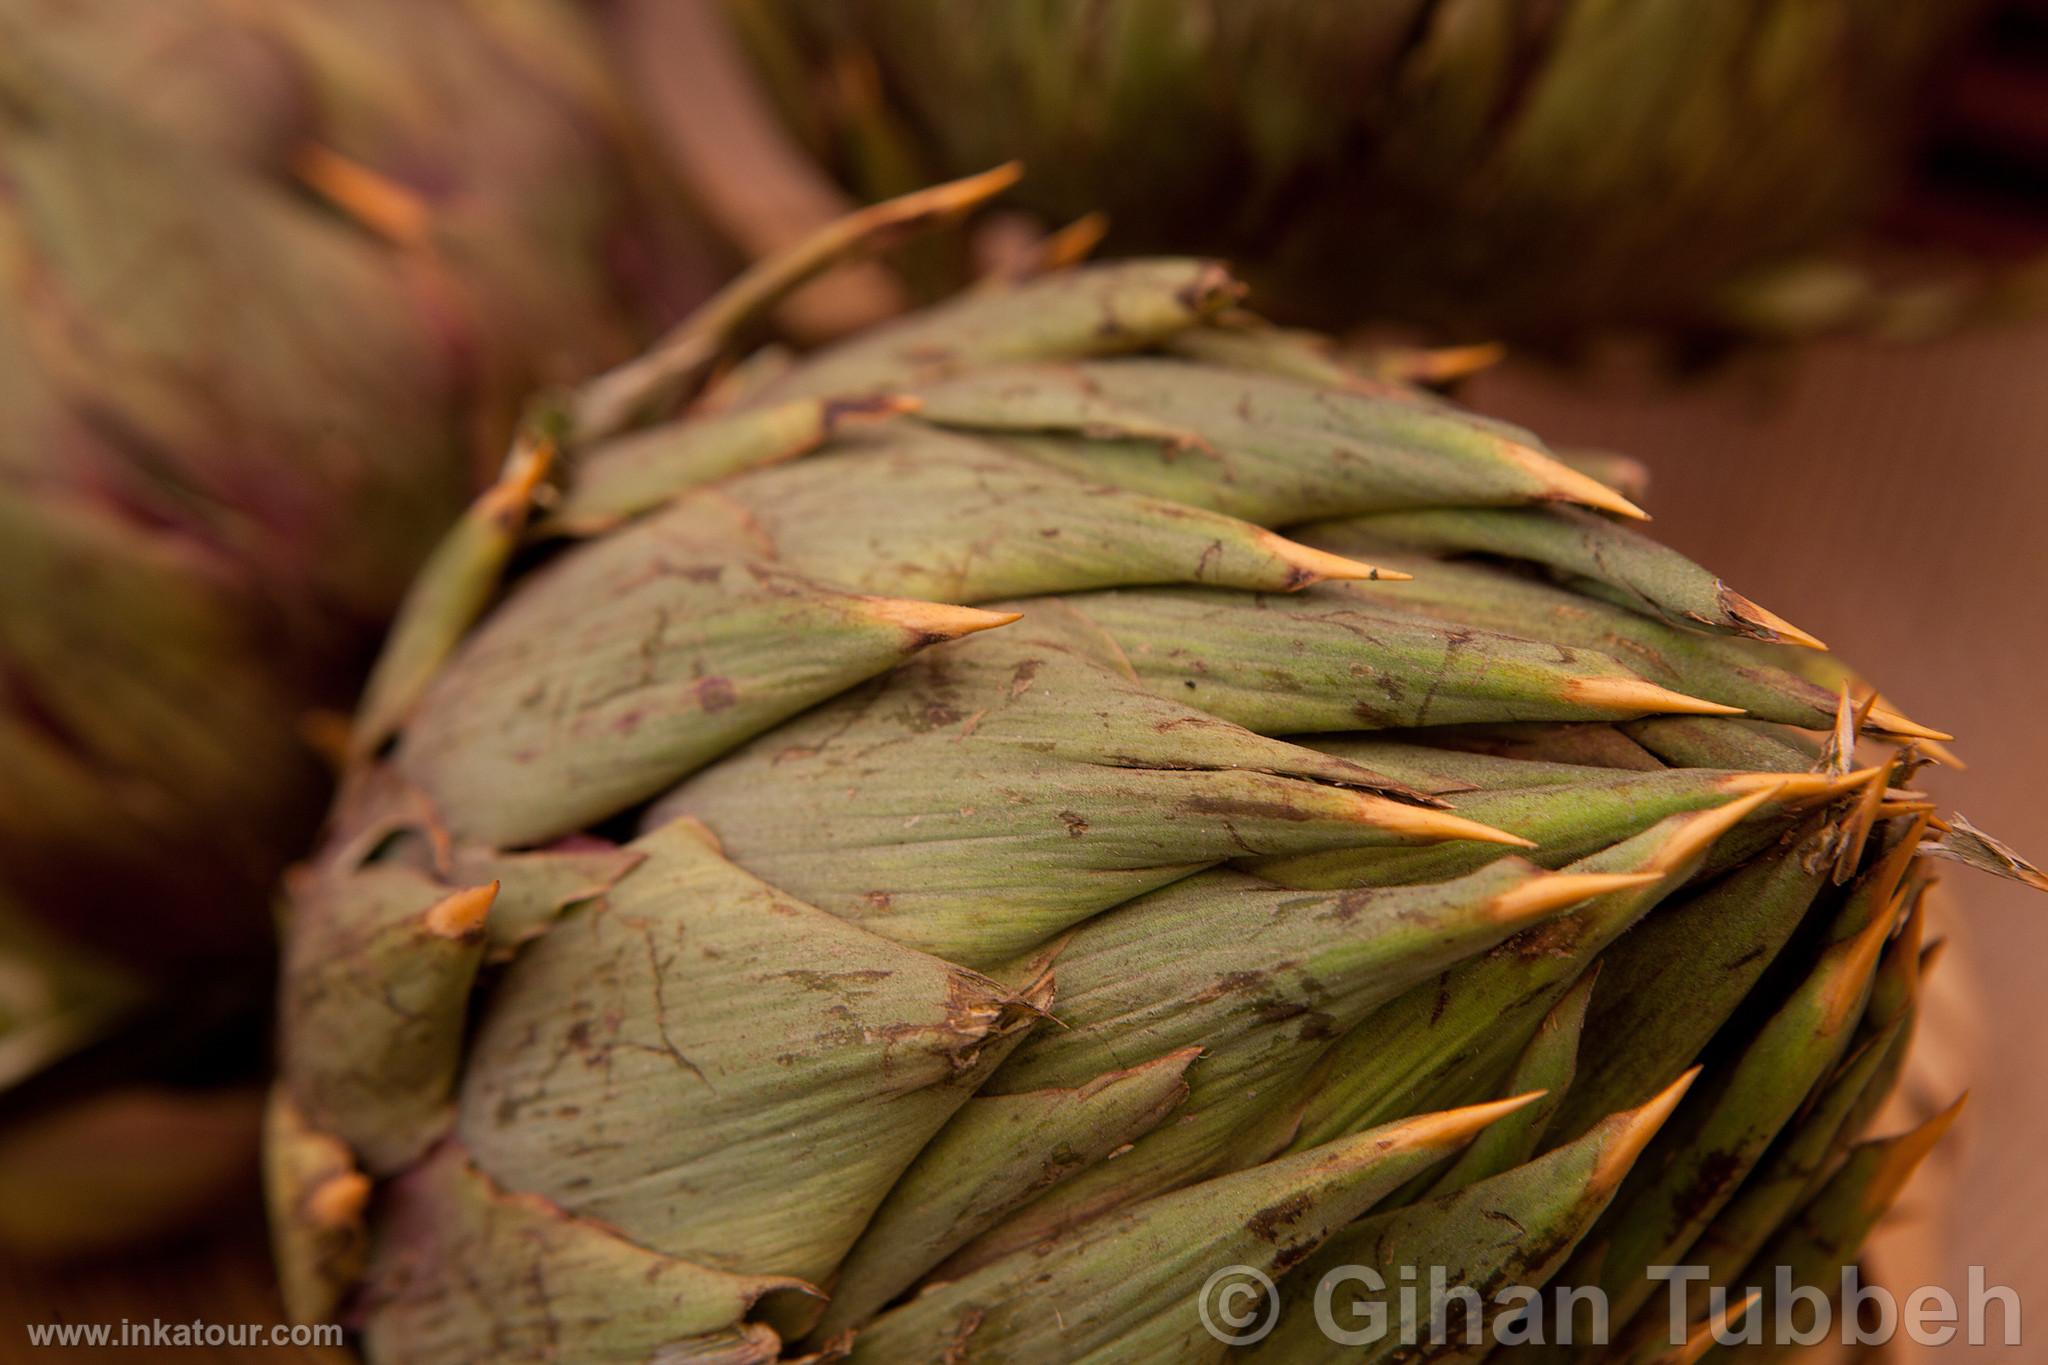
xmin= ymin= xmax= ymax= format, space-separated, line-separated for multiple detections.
xmin=694 ymin=0 xmax=1996 ymax=342
xmin=0 ymin=0 xmax=724 ymax=1248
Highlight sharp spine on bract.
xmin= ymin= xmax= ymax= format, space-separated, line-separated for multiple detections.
xmin=421 ymin=882 xmax=497 ymax=940
xmin=1559 ymin=677 xmax=1745 ymax=717
xmin=1488 ymin=870 xmax=1665 ymax=921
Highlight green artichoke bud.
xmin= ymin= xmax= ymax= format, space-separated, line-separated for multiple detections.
xmin=269 ymin=183 xmax=2034 ymax=1360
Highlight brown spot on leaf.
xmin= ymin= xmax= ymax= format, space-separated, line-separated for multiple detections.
xmin=694 ymin=676 xmax=737 ymax=712
xmin=1294 ymin=1011 xmax=1340 ymax=1042
xmin=1271 ymin=1238 xmax=1320 ymax=1274
xmin=1331 ymin=891 xmax=1375 ymax=924
xmin=1058 ymin=811 xmax=1090 ymax=838
xmin=1674 ymin=1150 xmax=1747 ymax=1227
xmin=1501 ymin=918 xmax=1588 ymax=961
xmin=1247 ymin=1192 xmax=1313 ymax=1244
xmin=919 ymin=701 xmax=964 ymax=731
xmin=1351 ymin=697 xmax=1396 ymax=725
xmin=1190 ymin=969 xmax=1271 ymax=1006
xmin=781 ymin=968 xmax=894 ymax=993
xmin=1254 ymin=1000 xmax=1310 ymax=1026
xmin=939 ymin=1307 xmax=985 ymax=1364
xmin=1184 ymin=795 xmax=1314 ymax=823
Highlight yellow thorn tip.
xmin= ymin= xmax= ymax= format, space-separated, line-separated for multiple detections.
xmin=1358 ymin=795 xmax=1536 ymax=848
xmin=1646 ymin=786 xmax=1781 ymax=873
xmin=1040 ymin=212 xmax=1112 ymax=270
xmin=1821 ymin=897 xmax=1905 ymax=1031
xmin=1490 ymin=871 xmax=1666 ymax=922
xmin=1724 ymin=766 xmax=1881 ymax=801
xmin=1864 ymin=704 xmax=1955 ymax=743
xmin=1913 ymin=737 xmax=1967 ymax=769
xmin=1861 ymin=1094 xmax=1968 ymax=1214
xmin=292 ymin=144 xmax=429 ymax=245
xmin=869 ymin=163 xmax=1024 ymax=225
xmin=1396 ymin=342 xmax=1507 ymax=384
xmin=1388 ymin=1090 xmax=1548 ymax=1150
xmin=868 ymin=599 xmax=1023 ymax=640
xmin=307 ymin=1171 xmax=372 ymax=1229
xmin=1504 ymin=440 xmax=1653 ymax=521
xmin=1594 ymin=1067 xmax=1700 ymax=1188
xmin=424 ymin=881 xmax=498 ymax=939
xmin=1562 ymin=676 xmax=1745 ymax=717
xmin=1668 ymin=1292 xmax=1764 ymax=1364
xmin=1263 ymin=533 xmax=1413 ymax=585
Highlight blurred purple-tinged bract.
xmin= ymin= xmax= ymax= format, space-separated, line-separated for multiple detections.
xmin=0 ymin=0 xmax=721 ymax=968
xmin=0 ymin=0 xmax=726 ymax=1182
xmin=694 ymin=0 xmax=2010 ymax=345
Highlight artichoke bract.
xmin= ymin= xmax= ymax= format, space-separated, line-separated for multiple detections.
xmin=701 ymin=0 xmax=1986 ymax=341
xmin=0 ymin=0 xmax=718 ymax=983
xmin=272 ymin=183 xmax=2032 ymax=1361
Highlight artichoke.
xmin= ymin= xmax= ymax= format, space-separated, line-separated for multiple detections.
xmin=691 ymin=0 xmax=1989 ymax=340
xmin=270 ymin=178 xmax=2033 ymax=1361
xmin=0 ymin=0 xmax=718 ymax=991
xmin=0 ymin=0 xmax=729 ymax=1255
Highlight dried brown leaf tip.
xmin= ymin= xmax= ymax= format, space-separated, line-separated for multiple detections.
xmin=1926 ymin=813 xmax=2048 ymax=891
xmin=1720 ymin=587 xmax=1829 ymax=651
